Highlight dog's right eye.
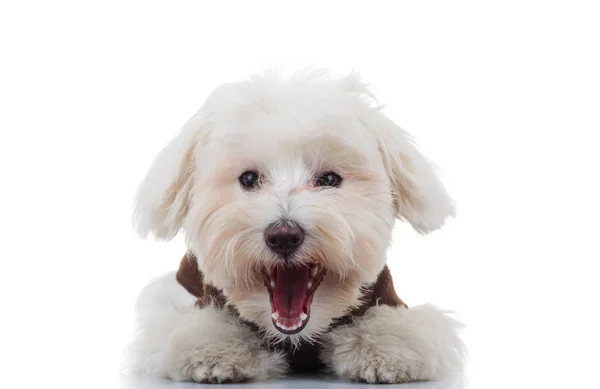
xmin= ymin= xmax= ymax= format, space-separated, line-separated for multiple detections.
xmin=239 ymin=170 xmax=261 ymax=190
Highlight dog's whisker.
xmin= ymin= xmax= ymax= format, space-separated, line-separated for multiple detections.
xmin=235 ymin=207 xmax=254 ymax=221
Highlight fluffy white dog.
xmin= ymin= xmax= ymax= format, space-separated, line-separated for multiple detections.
xmin=125 ymin=70 xmax=466 ymax=384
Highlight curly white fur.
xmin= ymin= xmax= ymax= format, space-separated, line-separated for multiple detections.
xmin=124 ymin=272 xmax=287 ymax=383
xmin=126 ymin=70 xmax=463 ymax=383
xmin=321 ymin=304 xmax=466 ymax=383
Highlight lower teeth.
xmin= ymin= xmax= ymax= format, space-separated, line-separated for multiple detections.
xmin=273 ymin=312 xmax=308 ymax=331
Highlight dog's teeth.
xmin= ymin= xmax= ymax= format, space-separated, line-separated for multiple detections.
xmin=307 ymin=281 xmax=312 ymax=289
xmin=274 ymin=314 xmax=307 ymax=332
xmin=311 ymin=266 xmax=319 ymax=277
xmin=270 ymin=280 xmax=275 ymax=288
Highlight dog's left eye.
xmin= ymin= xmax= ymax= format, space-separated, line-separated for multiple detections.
xmin=239 ymin=170 xmax=261 ymax=190
xmin=315 ymin=171 xmax=343 ymax=188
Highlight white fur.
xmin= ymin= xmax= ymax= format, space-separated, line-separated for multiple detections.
xmin=321 ymin=304 xmax=466 ymax=383
xmin=133 ymin=113 xmax=204 ymax=241
xmin=127 ymin=70 xmax=462 ymax=383
xmin=124 ymin=272 xmax=287 ymax=383
xmin=364 ymin=112 xmax=456 ymax=233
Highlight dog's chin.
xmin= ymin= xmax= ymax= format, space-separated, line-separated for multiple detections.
xmin=263 ymin=262 xmax=327 ymax=335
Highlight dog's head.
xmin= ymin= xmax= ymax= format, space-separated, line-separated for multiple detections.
xmin=134 ymin=71 xmax=454 ymax=343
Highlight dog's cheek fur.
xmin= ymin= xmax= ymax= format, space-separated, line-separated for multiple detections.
xmin=320 ymin=304 xmax=466 ymax=383
xmin=184 ymin=180 xmax=275 ymax=291
xmin=339 ymin=180 xmax=395 ymax=282
xmin=292 ymin=177 xmax=395 ymax=284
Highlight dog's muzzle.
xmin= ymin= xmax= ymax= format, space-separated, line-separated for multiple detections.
xmin=262 ymin=220 xmax=326 ymax=335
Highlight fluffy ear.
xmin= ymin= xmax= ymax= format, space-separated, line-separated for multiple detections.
xmin=365 ymin=111 xmax=455 ymax=234
xmin=133 ymin=115 xmax=205 ymax=240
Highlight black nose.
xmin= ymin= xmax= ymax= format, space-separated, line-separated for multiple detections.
xmin=265 ymin=221 xmax=304 ymax=256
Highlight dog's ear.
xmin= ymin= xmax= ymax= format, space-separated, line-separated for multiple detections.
xmin=133 ymin=115 xmax=207 ymax=240
xmin=365 ymin=111 xmax=455 ymax=234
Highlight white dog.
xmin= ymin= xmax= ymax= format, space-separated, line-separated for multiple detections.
xmin=125 ymin=70 xmax=466 ymax=384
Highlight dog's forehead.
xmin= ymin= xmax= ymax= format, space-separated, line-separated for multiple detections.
xmin=209 ymin=130 xmax=377 ymax=175
xmin=200 ymin=78 xmax=383 ymax=170
xmin=209 ymin=112 xmax=378 ymax=158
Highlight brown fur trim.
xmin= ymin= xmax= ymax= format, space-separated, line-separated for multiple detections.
xmin=175 ymin=252 xmax=406 ymax=372
xmin=176 ymin=254 xmax=205 ymax=298
xmin=176 ymin=253 xmax=226 ymax=308
xmin=329 ymin=265 xmax=407 ymax=328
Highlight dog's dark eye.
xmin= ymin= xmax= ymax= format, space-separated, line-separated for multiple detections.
xmin=239 ymin=170 xmax=260 ymax=190
xmin=315 ymin=171 xmax=343 ymax=188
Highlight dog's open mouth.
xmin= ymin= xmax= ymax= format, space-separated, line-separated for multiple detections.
xmin=263 ymin=263 xmax=326 ymax=334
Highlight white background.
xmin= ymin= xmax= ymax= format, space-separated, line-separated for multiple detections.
xmin=1 ymin=1 xmax=599 ymax=388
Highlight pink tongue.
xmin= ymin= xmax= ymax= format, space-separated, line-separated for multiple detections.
xmin=272 ymin=266 xmax=310 ymax=319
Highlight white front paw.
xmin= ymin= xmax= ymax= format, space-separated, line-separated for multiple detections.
xmin=171 ymin=344 xmax=286 ymax=384
xmin=164 ymin=308 xmax=288 ymax=383
xmin=189 ymin=356 xmax=248 ymax=384
xmin=327 ymin=348 xmax=425 ymax=383
xmin=322 ymin=305 xmax=466 ymax=383
xmin=168 ymin=342 xmax=285 ymax=384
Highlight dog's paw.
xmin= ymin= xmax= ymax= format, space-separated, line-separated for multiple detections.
xmin=170 ymin=344 xmax=286 ymax=384
xmin=329 ymin=349 xmax=424 ymax=383
xmin=321 ymin=305 xmax=466 ymax=383
xmin=157 ymin=307 xmax=288 ymax=383
xmin=189 ymin=356 xmax=247 ymax=384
